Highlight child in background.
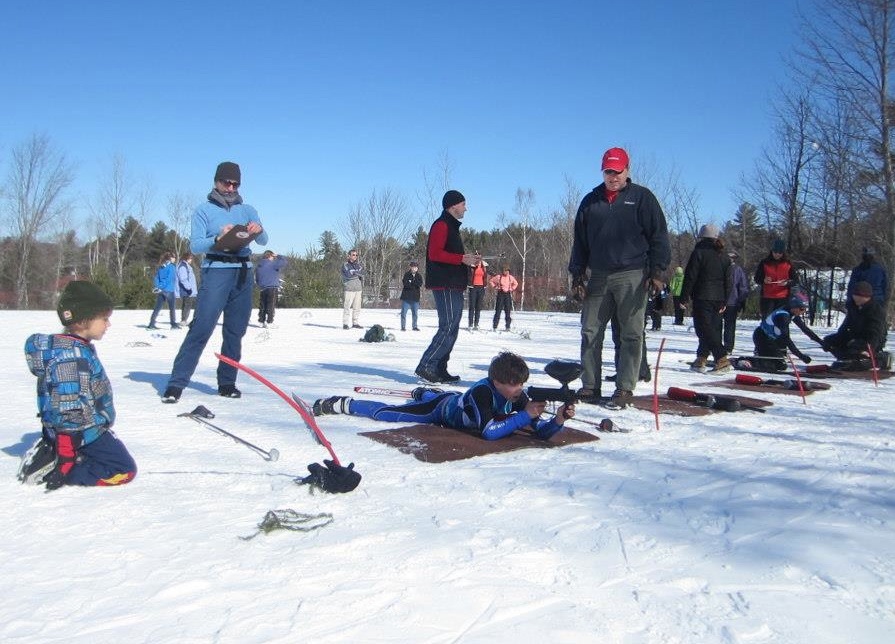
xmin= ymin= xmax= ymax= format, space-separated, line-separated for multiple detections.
xmin=313 ymin=351 xmax=574 ymax=441
xmin=745 ymin=290 xmax=823 ymax=372
xmin=18 ymin=281 xmax=137 ymax=490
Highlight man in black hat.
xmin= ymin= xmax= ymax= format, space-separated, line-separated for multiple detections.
xmin=161 ymin=161 xmax=268 ymax=403
xmin=415 ymin=190 xmax=480 ymax=383
xmin=823 ymin=280 xmax=889 ymax=366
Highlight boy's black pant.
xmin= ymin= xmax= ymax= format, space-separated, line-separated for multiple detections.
xmin=722 ymin=304 xmax=740 ymax=354
xmin=258 ymin=287 xmax=278 ymax=323
xmin=752 ymin=327 xmax=787 ymax=371
xmin=468 ymin=286 xmax=485 ymax=327
xmin=493 ymin=291 xmax=512 ymax=329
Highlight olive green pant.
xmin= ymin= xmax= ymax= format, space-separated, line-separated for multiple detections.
xmin=580 ymin=268 xmax=648 ymax=393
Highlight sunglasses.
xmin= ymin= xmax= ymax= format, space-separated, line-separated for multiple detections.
xmin=222 ymin=180 xmax=240 ymax=188
xmin=602 ymin=169 xmax=623 ymax=176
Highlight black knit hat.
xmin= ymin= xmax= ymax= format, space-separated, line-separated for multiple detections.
xmin=57 ymin=281 xmax=113 ymax=326
xmin=442 ymin=189 xmax=466 ymax=210
xmin=214 ymin=161 xmax=241 ymax=184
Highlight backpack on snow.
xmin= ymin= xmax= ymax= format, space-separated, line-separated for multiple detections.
xmin=361 ymin=324 xmax=387 ymax=343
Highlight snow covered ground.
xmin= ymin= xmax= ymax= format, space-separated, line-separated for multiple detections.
xmin=1 ymin=307 xmax=893 ymax=643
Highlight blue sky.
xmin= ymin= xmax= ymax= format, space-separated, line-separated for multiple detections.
xmin=2 ymin=0 xmax=804 ymax=254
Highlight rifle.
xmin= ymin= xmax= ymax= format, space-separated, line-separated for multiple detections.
xmin=526 ymin=360 xmax=581 ymax=406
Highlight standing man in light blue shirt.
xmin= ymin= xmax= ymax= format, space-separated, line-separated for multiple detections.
xmin=162 ymin=161 xmax=268 ymax=403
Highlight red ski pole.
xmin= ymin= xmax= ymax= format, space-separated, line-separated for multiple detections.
xmin=868 ymin=343 xmax=879 ymax=387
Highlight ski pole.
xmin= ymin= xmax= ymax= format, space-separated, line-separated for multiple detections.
xmin=653 ymin=337 xmax=665 ymax=432
xmin=868 ymin=343 xmax=879 ymax=387
xmin=179 ymin=406 xmax=280 ymax=462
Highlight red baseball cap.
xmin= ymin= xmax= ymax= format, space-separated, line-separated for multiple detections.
xmin=601 ymin=147 xmax=629 ymax=172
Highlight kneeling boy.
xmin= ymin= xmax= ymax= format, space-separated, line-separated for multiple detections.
xmin=19 ymin=281 xmax=137 ymax=489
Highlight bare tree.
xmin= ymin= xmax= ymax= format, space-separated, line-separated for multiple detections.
xmin=796 ymin=0 xmax=895 ymax=307
xmin=738 ymin=91 xmax=822 ymax=255
xmin=167 ymin=191 xmax=195 ymax=257
xmin=499 ymin=187 xmax=542 ymax=311
xmin=90 ymin=155 xmax=141 ymax=286
xmin=4 ymin=133 xmax=74 ymax=308
xmin=417 ymin=149 xmax=455 ymax=220
xmin=344 ymin=188 xmax=420 ymax=304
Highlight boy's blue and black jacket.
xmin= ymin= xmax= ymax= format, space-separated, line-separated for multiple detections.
xmin=24 ymin=333 xmax=114 ymax=448
xmin=351 ymin=377 xmax=564 ymax=441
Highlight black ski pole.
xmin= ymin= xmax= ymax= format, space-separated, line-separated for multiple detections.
xmin=178 ymin=405 xmax=280 ymax=461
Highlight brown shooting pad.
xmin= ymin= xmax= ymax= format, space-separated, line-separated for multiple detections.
xmin=358 ymin=424 xmax=599 ymax=463
xmin=796 ymin=369 xmax=893 ymax=380
xmin=628 ymin=394 xmax=773 ymax=416
xmin=693 ymin=379 xmax=831 ymax=395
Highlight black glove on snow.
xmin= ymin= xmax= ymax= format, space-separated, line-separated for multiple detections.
xmin=300 ymin=460 xmax=361 ymax=493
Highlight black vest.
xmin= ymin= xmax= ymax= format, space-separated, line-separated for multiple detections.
xmin=425 ymin=212 xmax=467 ymax=289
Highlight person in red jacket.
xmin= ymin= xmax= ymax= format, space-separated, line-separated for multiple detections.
xmin=467 ymin=257 xmax=489 ymax=329
xmin=754 ymin=239 xmax=798 ymax=317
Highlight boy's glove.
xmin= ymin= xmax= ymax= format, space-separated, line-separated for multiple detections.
xmin=44 ymin=458 xmax=74 ymax=491
xmin=299 ymin=460 xmax=361 ymax=493
xmin=411 ymin=386 xmax=444 ymax=401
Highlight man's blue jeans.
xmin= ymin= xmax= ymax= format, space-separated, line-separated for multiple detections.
xmin=401 ymin=300 xmax=419 ymax=330
xmin=417 ymin=289 xmax=464 ymax=374
xmin=167 ymin=267 xmax=253 ymax=390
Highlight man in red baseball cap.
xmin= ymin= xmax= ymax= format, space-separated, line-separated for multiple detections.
xmin=568 ymin=147 xmax=670 ymax=409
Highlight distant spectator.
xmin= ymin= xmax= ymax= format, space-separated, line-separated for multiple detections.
xmin=489 ymin=265 xmax=518 ymax=330
xmin=754 ymin=239 xmax=797 ymax=317
xmin=467 ymin=256 xmax=489 ymax=329
xmin=846 ymin=247 xmax=887 ymax=305
xmin=256 ymin=250 xmax=287 ymax=327
xmin=723 ymin=251 xmax=750 ymax=354
xmin=176 ymin=252 xmax=197 ymax=325
xmin=400 ymin=260 xmax=423 ymax=331
xmin=646 ymin=282 xmax=668 ymax=331
xmin=669 ymin=266 xmax=685 ymax=325
xmin=679 ymin=224 xmax=732 ymax=373
xmin=341 ymin=249 xmax=364 ymax=330
xmin=148 ymin=252 xmax=178 ymax=330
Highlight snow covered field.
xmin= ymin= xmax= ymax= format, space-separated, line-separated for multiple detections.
xmin=1 ymin=307 xmax=893 ymax=643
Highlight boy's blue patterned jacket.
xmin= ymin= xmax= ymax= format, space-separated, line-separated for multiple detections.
xmin=25 ymin=333 xmax=115 ymax=447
